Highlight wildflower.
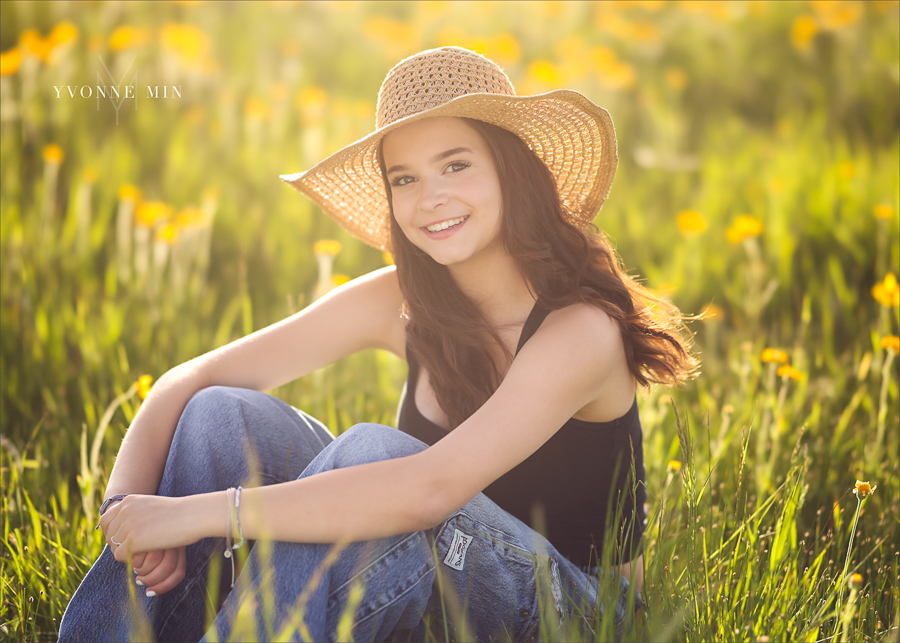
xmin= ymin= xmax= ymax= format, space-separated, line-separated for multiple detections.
xmin=49 ymin=22 xmax=79 ymax=48
xmin=838 ymin=162 xmax=856 ymax=180
xmin=881 ymin=336 xmax=900 ymax=354
xmin=777 ymin=365 xmax=803 ymax=381
xmin=790 ymin=15 xmax=817 ymax=51
xmin=157 ymin=223 xmax=177 ymax=244
xmin=43 ymin=144 xmax=64 ymax=165
xmin=761 ymin=348 xmax=788 ymax=364
xmin=296 ymin=86 xmax=328 ymax=124
xmin=871 ymin=273 xmax=899 ymax=308
xmin=668 ymin=460 xmax=682 ymax=472
xmin=873 ymin=203 xmax=894 ymax=220
xmin=314 ymin=239 xmax=341 ymax=256
xmin=134 ymin=202 xmax=173 ymax=228
xmin=811 ymin=0 xmax=862 ymax=30
xmin=243 ymin=97 xmax=268 ymax=120
xmin=118 ymin=184 xmax=141 ymax=203
xmin=19 ymin=29 xmax=53 ymax=61
xmin=527 ymin=60 xmax=562 ymax=86
xmin=853 ymin=480 xmax=877 ymax=499
xmin=849 ymin=573 xmax=863 ymax=590
xmin=726 ymin=215 xmax=763 ymax=244
xmin=700 ymin=303 xmax=723 ymax=320
xmin=161 ymin=23 xmax=210 ymax=68
xmin=664 ymin=66 xmax=688 ymax=90
xmin=109 ymin=26 xmax=152 ymax=51
xmin=137 ymin=375 xmax=153 ymax=400
xmin=82 ymin=167 xmax=98 ymax=183
xmin=332 ymin=274 xmax=351 ymax=287
xmin=676 ymin=210 xmax=707 ymax=236
xmin=382 ymin=251 xmax=394 ymax=266
xmin=0 ymin=47 xmax=22 ymax=76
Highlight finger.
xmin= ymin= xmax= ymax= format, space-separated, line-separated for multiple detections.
xmin=137 ymin=547 xmax=180 ymax=589
xmin=146 ymin=547 xmax=187 ymax=596
xmin=131 ymin=552 xmax=146 ymax=571
xmin=134 ymin=550 xmax=164 ymax=579
xmin=112 ymin=537 xmax=133 ymax=563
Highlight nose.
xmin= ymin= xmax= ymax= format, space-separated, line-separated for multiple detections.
xmin=417 ymin=175 xmax=448 ymax=212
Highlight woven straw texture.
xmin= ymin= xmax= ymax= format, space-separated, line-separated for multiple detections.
xmin=280 ymin=47 xmax=618 ymax=251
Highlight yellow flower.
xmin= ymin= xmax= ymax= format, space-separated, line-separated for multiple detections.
xmin=243 ymin=97 xmax=268 ymax=119
xmin=726 ymin=215 xmax=764 ymax=244
xmin=777 ymin=365 xmax=803 ymax=381
xmin=175 ymin=206 xmax=204 ymax=228
xmin=332 ymin=274 xmax=351 ymax=287
xmin=527 ymin=60 xmax=562 ymax=86
xmin=156 ymin=223 xmax=178 ymax=243
xmin=631 ymin=21 xmax=661 ymax=44
xmin=853 ymin=480 xmax=877 ymax=499
xmin=872 ymin=273 xmax=900 ymax=308
xmin=137 ymin=375 xmax=153 ymax=400
xmin=881 ymin=335 xmax=900 ymax=354
xmin=296 ymin=86 xmax=328 ymax=124
xmin=701 ymin=303 xmax=723 ymax=320
xmin=118 ymin=184 xmax=141 ymax=202
xmin=49 ymin=22 xmax=79 ymax=48
xmin=19 ymin=29 xmax=53 ymax=61
xmin=161 ymin=23 xmax=210 ymax=67
xmin=668 ymin=460 xmax=682 ymax=472
xmin=82 ymin=167 xmax=98 ymax=183
xmin=664 ymin=66 xmax=688 ymax=90
xmin=0 ymin=47 xmax=22 ymax=76
xmin=873 ymin=203 xmax=894 ymax=220
xmin=838 ymin=161 xmax=856 ymax=179
xmin=676 ymin=210 xmax=708 ymax=236
xmin=43 ymin=144 xmax=64 ymax=165
xmin=761 ymin=348 xmax=789 ymax=364
xmin=134 ymin=201 xmax=173 ymax=227
xmin=849 ymin=573 xmax=863 ymax=590
xmin=811 ymin=0 xmax=862 ymax=30
xmin=383 ymin=251 xmax=394 ymax=266
xmin=314 ymin=239 xmax=341 ymax=256
xmin=790 ymin=14 xmax=818 ymax=51
xmin=109 ymin=26 xmax=152 ymax=51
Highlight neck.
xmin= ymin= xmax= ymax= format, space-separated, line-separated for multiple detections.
xmin=446 ymin=245 xmax=535 ymax=329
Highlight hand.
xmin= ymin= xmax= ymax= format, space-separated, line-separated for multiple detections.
xmin=131 ymin=548 xmax=187 ymax=596
xmin=100 ymin=493 xmax=217 ymax=558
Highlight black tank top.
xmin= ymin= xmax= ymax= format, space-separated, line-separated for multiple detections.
xmin=396 ymin=302 xmax=647 ymax=567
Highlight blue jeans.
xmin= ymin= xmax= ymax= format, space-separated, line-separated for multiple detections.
xmin=58 ymin=386 xmax=642 ymax=642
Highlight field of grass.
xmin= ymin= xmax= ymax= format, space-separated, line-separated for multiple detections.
xmin=1 ymin=1 xmax=898 ymax=641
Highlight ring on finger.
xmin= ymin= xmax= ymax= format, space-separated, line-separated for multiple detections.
xmin=111 ymin=536 xmax=123 ymax=546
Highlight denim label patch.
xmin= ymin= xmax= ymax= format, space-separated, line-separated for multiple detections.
xmin=443 ymin=528 xmax=473 ymax=570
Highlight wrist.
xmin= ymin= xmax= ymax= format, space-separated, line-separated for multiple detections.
xmin=183 ymin=491 xmax=229 ymax=541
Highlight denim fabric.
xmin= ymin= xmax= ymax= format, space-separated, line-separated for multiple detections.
xmin=58 ymin=386 xmax=642 ymax=643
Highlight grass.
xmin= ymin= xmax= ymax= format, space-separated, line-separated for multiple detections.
xmin=2 ymin=1 xmax=899 ymax=641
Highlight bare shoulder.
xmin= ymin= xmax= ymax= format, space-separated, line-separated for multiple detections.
xmin=343 ymin=266 xmax=406 ymax=358
xmin=533 ymin=302 xmax=634 ymax=421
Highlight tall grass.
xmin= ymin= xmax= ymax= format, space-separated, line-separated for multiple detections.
xmin=2 ymin=1 xmax=898 ymax=641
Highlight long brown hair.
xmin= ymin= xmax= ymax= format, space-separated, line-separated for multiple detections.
xmin=378 ymin=118 xmax=697 ymax=429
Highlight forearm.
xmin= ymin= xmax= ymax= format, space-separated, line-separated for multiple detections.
xmin=104 ymin=360 xmax=209 ymax=499
xmin=186 ymin=455 xmax=442 ymax=545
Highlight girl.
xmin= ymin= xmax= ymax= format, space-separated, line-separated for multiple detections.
xmin=59 ymin=47 xmax=695 ymax=642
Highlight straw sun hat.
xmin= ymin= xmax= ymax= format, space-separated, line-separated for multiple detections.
xmin=279 ymin=46 xmax=618 ymax=252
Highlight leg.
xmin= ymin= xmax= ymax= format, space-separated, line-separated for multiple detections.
xmin=205 ymin=423 xmax=437 ymax=643
xmin=59 ymin=386 xmax=335 ymax=643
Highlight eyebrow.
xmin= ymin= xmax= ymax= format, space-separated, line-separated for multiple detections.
xmin=385 ymin=147 xmax=474 ymax=175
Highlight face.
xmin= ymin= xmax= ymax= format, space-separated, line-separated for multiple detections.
xmin=382 ymin=116 xmax=504 ymax=268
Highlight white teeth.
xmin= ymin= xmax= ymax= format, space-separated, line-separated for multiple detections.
xmin=426 ymin=216 xmax=468 ymax=232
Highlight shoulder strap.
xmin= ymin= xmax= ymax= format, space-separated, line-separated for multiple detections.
xmin=515 ymin=302 xmax=552 ymax=356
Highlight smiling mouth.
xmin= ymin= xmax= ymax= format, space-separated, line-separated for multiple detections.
xmin=424 ymin=216 xmax=469 ymax=232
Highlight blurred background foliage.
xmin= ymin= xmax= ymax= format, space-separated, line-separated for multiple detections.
xmin=1 ymin=1 xmax=898 ymax=640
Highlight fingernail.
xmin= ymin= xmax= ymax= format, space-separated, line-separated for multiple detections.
xmin=145 ymin=590 xmax=156 ymax=597
xmin=135 ymin=580 xmax=144 ymax=586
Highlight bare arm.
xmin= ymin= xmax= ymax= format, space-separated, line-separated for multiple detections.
xmin=104 ymin=303 xmax=630 ymax=547
xmin=103 ymin=266 xmax=405 ymax=501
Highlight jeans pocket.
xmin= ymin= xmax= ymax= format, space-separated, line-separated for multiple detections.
xmin=430 ymin=511 xmax=541 ymax=642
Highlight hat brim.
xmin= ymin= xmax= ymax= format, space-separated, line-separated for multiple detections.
xmin=279 ymin=89 xmax=617 ymax=251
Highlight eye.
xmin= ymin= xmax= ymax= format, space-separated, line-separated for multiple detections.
xmin=446 ymin=161 xmax=471 ymax=173
xmin=390 ymin=175 xmax=415 ymax=187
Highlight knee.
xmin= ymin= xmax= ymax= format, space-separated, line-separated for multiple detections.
xmin=303 ymin=424 xmax=427 ymax=474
